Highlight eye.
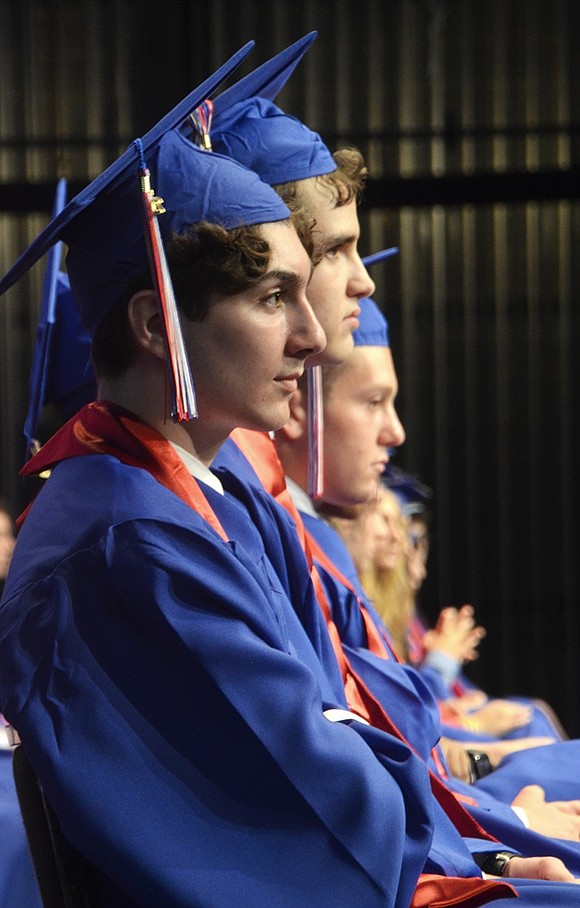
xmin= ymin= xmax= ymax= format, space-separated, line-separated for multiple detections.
xmin=261 ymin=290 xmax=284 ymax=309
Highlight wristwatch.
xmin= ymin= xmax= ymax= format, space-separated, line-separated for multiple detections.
xmin=465 ymin=748 xmax=493 ymax=782
xmin=476 ymin=851 xmax=518 ymax=877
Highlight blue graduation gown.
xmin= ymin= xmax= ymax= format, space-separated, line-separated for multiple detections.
xmin=0 ymin=452 xmax=436 ymax=908
xmin=301 ymin=509 xmax=580 ymax=874
xmin=213 ymin=445 xmax=580 ymax=873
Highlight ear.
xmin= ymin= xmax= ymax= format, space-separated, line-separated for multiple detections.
xmin=277 ymin=386 xmax=308 ymax=441
xmin=126 ymin=290 xmax=165 ymax=360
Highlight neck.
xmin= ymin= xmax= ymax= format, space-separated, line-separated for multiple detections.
xmin=98 ymin=365 xmax=229 ymax=467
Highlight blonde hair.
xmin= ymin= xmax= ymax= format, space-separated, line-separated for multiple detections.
xmin=321 ymin=489 xmax=416 ymax=662
xmin=361 ymin=548 xmax=413 ymax=662
xmin=360 ymin=490 xmax=415 ymax=662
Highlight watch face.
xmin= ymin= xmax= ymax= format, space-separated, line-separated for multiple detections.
xmin=466 ymin=749 xmax=493 ymax=780
xmin=480 ymin=851 xmax=517 ymax=877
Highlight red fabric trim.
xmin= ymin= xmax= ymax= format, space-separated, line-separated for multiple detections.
xmin=412 ymin=874 xmax=517 ymax=907
xmin=20 ymin=402 xmax=228 ymax=541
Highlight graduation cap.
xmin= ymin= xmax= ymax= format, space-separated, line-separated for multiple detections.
xmin=200 ymin=33 xmax=336 ymax=185
xmin=24 ymin=178 xmax=96 ymax=461
xmin=382 ymin=464 xmax=433 ymax=516
xmin=188 ymin=31 xmax=319 ymax=150
xmin=352 ymin=297 xmax=390 ymax=348
xmin=0 ymin=42 xmax=293 ymax=423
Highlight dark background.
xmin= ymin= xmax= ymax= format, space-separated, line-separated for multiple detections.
xmin=1 ymin=0 xmax=579 ymax=734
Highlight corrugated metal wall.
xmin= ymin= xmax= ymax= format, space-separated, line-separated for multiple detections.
xmin=1 ymin=0 xmax=579 ymax=733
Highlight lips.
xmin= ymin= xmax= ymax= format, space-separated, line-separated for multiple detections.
xmin=344 ymin=305 xmax=361 ymax=324
xmin=274 ymin=372 xmax=302 ymax=393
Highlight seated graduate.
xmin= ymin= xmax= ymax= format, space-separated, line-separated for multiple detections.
xmin=0 ymin=50 xmax=442 ymax=908
xmin=369 ymin=477 xmax=570 ymax=742
xmin=361 ymin=482 xmax=568 ymax=742
xmin=275 ymin=296 xmax=580 ymax=873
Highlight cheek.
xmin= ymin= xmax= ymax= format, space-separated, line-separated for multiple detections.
xmin=308 ymin=268 xmax=339 ymax=313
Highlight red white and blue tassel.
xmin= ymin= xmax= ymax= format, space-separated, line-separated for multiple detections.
xmin=134 ymin=138 xmax=197 ymax=421
xmin=189 ymin=99 xmax=214 ymax=150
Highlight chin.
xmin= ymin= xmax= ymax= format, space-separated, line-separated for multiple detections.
xmin=246 ymin=405 xmax=290 ymax=434
xmin=308 ymin=335 xmax=354 ymax=368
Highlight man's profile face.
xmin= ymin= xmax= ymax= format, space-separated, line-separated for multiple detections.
xmin=182 ymin=220 xmax=325 ymax=446
xmin=321 ymin=345 xmax=405 ymax=507
xmin=296 ymin=179 xmax=375 ymax=366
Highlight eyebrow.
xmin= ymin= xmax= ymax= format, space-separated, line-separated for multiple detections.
xmin=319 ymin=232 xmax=357 ymax=252
xmin=262 ymin=268 xmax=313 ymax=290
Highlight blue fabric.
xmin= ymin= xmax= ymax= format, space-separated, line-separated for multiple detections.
xmin=0 ymin=452 xmax=434 ymax=907
xmin=211 ymin=96 xmax=336 ymax=185
xmin=301 ymin=507 xmax=580 ymax=876
xmin=353 ymin=297 xmax=389 ymax=347
xmin=212 ymin=444 xmax=508 ymax=878
xmin=476 ymin=740 xmax=580 ymax=803
xmin=0 ymin=751 xmax=42 ymax=907
xmin=214 ymin=438 xmax=580 ymax=900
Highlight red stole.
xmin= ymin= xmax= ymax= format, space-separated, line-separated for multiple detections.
xmin=20 ymin=402 xmax=228 ymax=541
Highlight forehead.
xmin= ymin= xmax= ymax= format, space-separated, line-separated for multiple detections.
xmin=334 ymin=345 xmax=398 ymax=391
xmin=258 ymin=219 xmax=311 ymax=277
xmin=296 ymin=181 xmax=360 ymax=240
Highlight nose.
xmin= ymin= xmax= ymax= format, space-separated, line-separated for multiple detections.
xmin=287 ymin=294 xmax=327 ymax=359
xmin=349 ymin=255 xmax=376 ymax=300
xmin=379 ymin=407 xmax=406 ymax=451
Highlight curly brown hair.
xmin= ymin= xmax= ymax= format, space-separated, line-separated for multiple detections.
xmin=274 ymin=147 xmax=368 ymax=212
xmin=92 ymin=212 xmax=315 ymax=378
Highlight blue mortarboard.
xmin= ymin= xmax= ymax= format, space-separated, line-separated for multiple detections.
xmin=62 ymin=131 xmax=289 ymax=335
xmin=213 ymin=32 xmax=318 ymax=116
xmin=0 ymin=42 xmax=296 ymax=422
xmin=210 ymin=97 xmax=336 ymax=185
xmin=205 ymin=34 xmax=335 ymax=186
xmin=353 ymin=298 xmax=390 ymax=347
xmin=24 ymin=178 xmax=96 ymax=460
xmin=0 ymin=42 xmax=257 ymax=306
xmin=186 ymin=32 xmax=319 ymax=154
